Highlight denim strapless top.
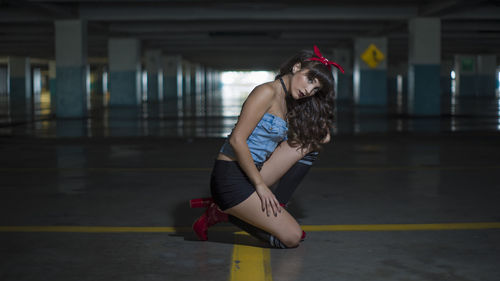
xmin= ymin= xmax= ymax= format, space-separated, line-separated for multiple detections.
xmin=220 ymin=113 xmax=288 ymax=164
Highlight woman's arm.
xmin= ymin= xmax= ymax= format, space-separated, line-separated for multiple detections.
xmin=229 ymin=83 xmax=281 ymax=216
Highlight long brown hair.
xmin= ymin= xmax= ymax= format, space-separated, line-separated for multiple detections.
xmin=276 ymin=49 xmax=336 ymax=151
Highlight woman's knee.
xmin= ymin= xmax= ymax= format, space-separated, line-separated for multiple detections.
xmin=277 ymin=226 xmax=303 ymax=248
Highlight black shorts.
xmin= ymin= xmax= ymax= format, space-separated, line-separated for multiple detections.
xmin=210 ymin=160 xmax=262 ymax=211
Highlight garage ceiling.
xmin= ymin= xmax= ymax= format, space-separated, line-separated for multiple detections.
xmin=1 ymin=0 xmax=499 ymax=70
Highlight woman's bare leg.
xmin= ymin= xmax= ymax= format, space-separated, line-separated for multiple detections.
xmin=226 ymin=141 xmax=317 ymax=248
xmin=260 ymin=141 xmax=309 ymax=187
xmin=225 ymin=192 xmax=303 ymax=248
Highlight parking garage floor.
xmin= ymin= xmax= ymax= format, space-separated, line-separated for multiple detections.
xmin=1 ymin=97 xmax=500 ymax=281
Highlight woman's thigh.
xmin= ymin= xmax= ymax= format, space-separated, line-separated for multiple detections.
xmin=225 ymin=191 xmax=303 ymax=247
xmin=260 ymin=141 xmax=309 ymax=187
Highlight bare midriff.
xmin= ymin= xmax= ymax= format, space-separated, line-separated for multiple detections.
xmin=217 ymin=153 xmax=236 ymax=162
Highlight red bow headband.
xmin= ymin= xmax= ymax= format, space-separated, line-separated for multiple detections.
xmin=307 ymin=45 xmax=345 ymax=74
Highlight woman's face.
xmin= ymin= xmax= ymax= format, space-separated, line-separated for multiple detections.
xmin=290 ymin=65 xmax=322 ymax=100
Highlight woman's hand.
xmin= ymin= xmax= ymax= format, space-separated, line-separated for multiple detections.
xmin=255 ymin=183 xmax=281 ymax=217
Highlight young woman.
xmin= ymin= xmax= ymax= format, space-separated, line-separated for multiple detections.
xmin=190 ymin=46 xmax=343 ymax=248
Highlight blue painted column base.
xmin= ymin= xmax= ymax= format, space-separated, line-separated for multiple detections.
xmin=49 ymin=78 xmax=57 ymax=112
xmin=440 ymin=76 xmax=451 ymax=95
xmin=458 ymin=75 xmax=476 ymax=96
xmin=387 ymin=77 xmax=397 ymax=106
xmin=476 ymin=75 xmax=496 ymax=96
xmin=56 ymin=66 xmax=87 ymax=118
xmin=163 ymin=76 xmax=178 ymax=100
xmin=357 ymin=70 xmax=387 ymax=106
xmin=163 ymin=76 xmax=180 ymax=115
xmin=402 ymin=77 xmax=409 ymax=114
xmin=9 ymin=77 xmax=30 ymax=115
xmin=109 ymin=71 xmax=140 ymax=106
xmin=409 ymin=64 xmax=441 ymax=115
xmin=147 ymin=74 xmax=159 ymax=102
xmin=336 ymin=74 xmax=352 ymax=101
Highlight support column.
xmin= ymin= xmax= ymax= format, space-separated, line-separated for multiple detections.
xmin=477 ymin=55 xmax=497 ymax=96
xmin=388 ymin=63 xmax=407 ymax=114
xmin=8 ymin=57 xmax=31 ymax=116
xmin=353 ymin=37 xmax=388 ymax=106
xmin=205 ymin=67 xmax=214 ymax=116
xmin=89 ymin=64 xmax=105 ymax=108
xmin=454 ymin=55 xmax=476 ymax=96
xmin=163 ymin=55 xmax=183 ymax=115
xmin=408 ymin=18 xmax=441 ymax=115
xmin=0 ymin=64 xmax=7 ymax=103
xmin=48 ymin=60 xmax=56 ymax=112
xmin=441 ymin=60 xmax=453 ymax=96
xmin=332 ymin=48 xmax=352 ymax=101
xmin=32 ymin=67 xmax=42 ymax=105
xmin=195 ymin=64 xmax=205 ymax=116
xmin=387 ymin=65 xmax=398 ymax=110
xmin=183 ymin=60 xmax=192 ymax=116
xmin=190 ymin=63 xmax=197 ymax=116
xmin=145 ymin=49 xmax=163 ymax=102
xmin=213 ymin=70 xmax=223 ymax=116
xmin=108 ymin=38 xmax=141 ymax=106
xmin=55 ymin=20 xmax=88 ymax=118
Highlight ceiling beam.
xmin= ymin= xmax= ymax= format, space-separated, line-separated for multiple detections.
xmin=79 ymin=4 xmax=418 ymax=21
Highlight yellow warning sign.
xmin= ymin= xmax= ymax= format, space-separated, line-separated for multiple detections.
xmin=361 ymin=44 xmax=385 ymax=68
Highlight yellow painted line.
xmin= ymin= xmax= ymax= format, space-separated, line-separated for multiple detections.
xmin=1 ymin=222 xmax=500 ymax=233
xmin=301 ymin=222 xmax=500 ymax=231
xmin=1 ymin=166 xmax=500 ymax=173
xmin=230 ymin=234 xmax=272 ymax=281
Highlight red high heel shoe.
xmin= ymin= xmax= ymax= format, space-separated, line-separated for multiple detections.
xmin=190 ymin=198 xmax=305 ymax=241
xmin=192 ymin=202 xmax=228 ymax=241
xmin=189 ymin=198 xmax=213 ymax=208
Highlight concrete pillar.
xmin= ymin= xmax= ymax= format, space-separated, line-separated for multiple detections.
xmin=89 ymin=65 xmax=105 ymax=107
xmin=332 ymin=48 xmax=352 ymax=101
xmin=145 ymin=49 xmax=163 ymax=102
xmin=353 ymin=37 xmax=388 ymax=106
xmin=205 ymin=67 xmax=213 ymax=116
xmin=48 ymin=60 xmax=56 ymax=112
xmin=387 ymin=66 xmax=398 ymax=109
xmin=408 ymin=18 xmax=441 ymax=115
xmin=55 ymin=20 xmax=88 ymax=118
xmin=388 ymin=63 xmax=407 ymax=114
xmin=182 ymin=60 xmax=192 ymax=116
xmin=454 ymin=55 xmax=476 ymax=96
xmin=108 ymin=38 xmax=141 ymax=106
xmin=8 ymin=56 xmax=31 ymax=115
xmin=32 ymin=67 xmax=42 ymax=105
xmin=162 ymin=55 xmax=183 ymax=116
xmin=195 ymin=64 xmax=205 ymax=116
xmin=477 ymin=55 xmax=497 ymax=96
xmin=441 ymin=60 xmax=453 ymax=96
xmin=163 ymin=55 xmax=183 ymax=100
xmin=398 ymin=68 xmax=409 ymax=114
xmin=102 ymin=66 xmax=109 ymax=106
xmin=190 ymin=63 xmax=197 ymax=116
xmin=0 ymin=64 xmax=7 ymax=100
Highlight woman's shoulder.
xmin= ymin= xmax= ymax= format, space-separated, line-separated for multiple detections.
xmin=251 ymin=81 xmax=278 ymax=99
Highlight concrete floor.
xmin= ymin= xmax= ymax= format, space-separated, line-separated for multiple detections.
xmin=1 ymin=96 xmax=500 ymax=281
